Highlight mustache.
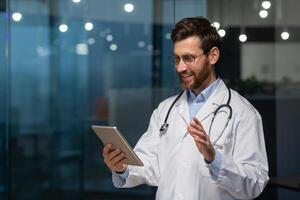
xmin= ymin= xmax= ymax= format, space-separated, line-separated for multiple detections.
xmin=178 ymin=71 xmax=194 ymax=78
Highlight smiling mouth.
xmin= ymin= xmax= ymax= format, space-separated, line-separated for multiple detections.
xmin=181 ymin=74 xmax=193 ymax=79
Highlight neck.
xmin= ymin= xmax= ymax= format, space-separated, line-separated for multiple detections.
xmin=192 ymin=74 xmax=217 ymax=96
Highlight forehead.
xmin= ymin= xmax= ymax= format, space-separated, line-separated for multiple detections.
xmin=173 ymin=36 xmax=203 ymax=55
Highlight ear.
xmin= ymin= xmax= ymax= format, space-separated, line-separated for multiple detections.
xmin=208 ymin=47 xmax=220 ymax=65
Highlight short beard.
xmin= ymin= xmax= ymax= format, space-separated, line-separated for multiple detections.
xmin=178 ymin=65 xmax=212 ymax=92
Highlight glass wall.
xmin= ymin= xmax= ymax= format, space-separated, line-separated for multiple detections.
xmin=1 ymin=0 xmax=204 ymax=199
xmin=1 ymin=0 xmax=300 ymax=199
xmin=274 ymin=0 xmax=300 ymax=198
xmin=206 ymin=0 xmax=300 ymax=199
xmin=0 ymin=0 xmax=8 ymax=199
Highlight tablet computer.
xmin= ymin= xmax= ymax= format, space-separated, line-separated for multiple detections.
xmin=92 ymin=125 xmax=143 ymax=166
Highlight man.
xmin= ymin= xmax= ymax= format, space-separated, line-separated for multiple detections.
xmin=102 ymin=16 xmax=269 ymax=199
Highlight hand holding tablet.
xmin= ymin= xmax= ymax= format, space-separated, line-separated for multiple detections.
xmin=92 ymin=125 xmax=143 ymax=167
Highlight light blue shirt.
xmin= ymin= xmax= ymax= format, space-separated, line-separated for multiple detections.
xmin=187 ymin=78 xmax=220 ymax=121
xmin=186 ymin=78 xmax=222 ymax=179
xmin=112 ymin=78 xmax=223 ymax=186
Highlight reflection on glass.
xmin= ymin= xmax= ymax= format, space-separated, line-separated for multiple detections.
xmin=84 ymin=22 xmax=93 ymax=31
xmin=261 ymin=1 xmax=271 ymax=9
xmin=59 ymin=24 xmax=68 ymax=32
xmin=239 ymin=34 xmax=247 ymax=42
xmin=217 ymin=29 xmax=225 ymax=37
xmin=6 ymin=0 xmax=300 ymax=199
xmin=124 ymin=3 xmax=134 ymax=13
xmin=12 ymin=12 xmax=22 ymax=22
xmin=0 ymin=2 xmax=9 ymax=198
xmin=281 ymin=31 xmax=289 ymax=40
xmin=259 ymin=10 xmax=268 ymax=18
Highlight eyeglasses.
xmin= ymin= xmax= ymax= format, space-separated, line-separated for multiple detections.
xmin=173 ymin=54 xmax=203 ymax=66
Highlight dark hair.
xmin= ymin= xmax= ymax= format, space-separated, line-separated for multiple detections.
xmin=171 ymin=16 xmax=221 ymax=54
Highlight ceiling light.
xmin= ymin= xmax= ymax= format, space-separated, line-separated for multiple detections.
xmin=12 ymin=12 xmax=22 ymax=22
xmin=106 ymin=35 xmax=113 ymax=42
xmin=239 ymin=34 xmax=247 ymax=42
xmin=85 ymin=22 xmax=93 ymax=31
xmin=281 ymin=31 xmax=289 ymax=40
xmin=124 ymin=3 xmax=134 ymax=13
xmin=218 ymin=29 xmax=226 ymax=37
xmin=76 ymin=43 xmax=88 ymax=55
xmin=212 ymin=22 xmax=220 ymax=30
xmin=88 ymin=38 xmax=95 ymax=45
xmin=147 ymin=44 xmax=153 ymax=51
xmin=59 ymin=24 xmax=68 ymax=32
xmin=110 ymin=44 xmax=118 ymax=51
xmin=259 ymin=10 xmax=268 ymax=18
xmin=261 ymin=1 xmax=271 ymax=9
xmin=138 ymin=41 xmax=145 ymax=48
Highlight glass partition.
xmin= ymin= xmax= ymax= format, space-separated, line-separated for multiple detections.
xmin=274 ymin=0 xmax=300 ymax=199
xmin=206 ymin=0 xmax=300 ymax=199
xmin=2 ymin=0 xmax=300 ymax=199
xmin=3 ymin=0 xmax=205 ymax=199
xmin=0 ymin=0 xmax=8 ymax=199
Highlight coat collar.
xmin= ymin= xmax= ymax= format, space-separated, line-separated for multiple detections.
xmin=174 ymin=79 xmax=229 ymax=125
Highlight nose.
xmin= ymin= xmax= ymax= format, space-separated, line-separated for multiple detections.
xmin=176 ymin=59 xmax=188 ymax=73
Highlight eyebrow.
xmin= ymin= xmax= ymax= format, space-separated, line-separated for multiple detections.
xmin=173 ymin=53 xmax=197 ymax=57
xmin=173 ymin=52 xmax=195 ymax=55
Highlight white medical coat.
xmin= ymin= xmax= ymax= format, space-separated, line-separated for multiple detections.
xmin=117 ymin=80 xmax=269 ymax=200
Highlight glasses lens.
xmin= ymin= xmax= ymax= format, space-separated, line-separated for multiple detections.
xmin=173 ymin=54 xmax=196 ymax=66
xmin=182 ymin=54 xmax=195 ymax=65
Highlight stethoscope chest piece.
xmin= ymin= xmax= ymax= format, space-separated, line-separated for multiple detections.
xmin=159 ymin=123 xmax=169 ymax=135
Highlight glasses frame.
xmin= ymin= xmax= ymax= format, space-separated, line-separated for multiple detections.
xmin=172 ymin=47 xmax=212 ymax=67
xmin=173 ymin=53 xmax=203 ymax=66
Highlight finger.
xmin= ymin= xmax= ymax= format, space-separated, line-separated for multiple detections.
xmin=190 ymin=121 xmax=208 ymax=138
xmin=194 ymin=136 xmax=210 ymax=146
xmin=187 ymin=125 xmax=205 ymax=137
xmin=193 ymin=117 xmax=204 ymax=129
xmin=111 ymin=155 xmax=126 ymax=171
xmin=103 ymin=144 xmax=112 ymax=155
xmin=107 ymin=149 xmax=122 ymax=160
xmin=189 ymin=131 xmax=207 ymax=141
xmin=188 ymin=126 xmax=209 ymax=141
xmin=189 ymin=121 xmax=204 ymax=132
xmin=113 ymin=158 xmax=128 ymax=171
xmin=114 ymin=157 xmax=128 ymax=167
xmin=110 ymin=152 xmax=126 ymax=166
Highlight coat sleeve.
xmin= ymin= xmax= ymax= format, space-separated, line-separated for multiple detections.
xmin=120 ymin=108 xmax=161 ymax=188
xmin=212 ymin=107 xmax=269 ymax=199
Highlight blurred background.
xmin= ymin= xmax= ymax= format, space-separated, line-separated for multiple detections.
xmin=0 ymin=0 xmax=300 ymax=199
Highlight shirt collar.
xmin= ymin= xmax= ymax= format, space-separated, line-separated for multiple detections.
xmin=188 ymin=78 xmax=221 ymax=103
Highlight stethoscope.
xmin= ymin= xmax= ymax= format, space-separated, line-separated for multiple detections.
xmin=159 ymin=84 xmax=232 ymax=147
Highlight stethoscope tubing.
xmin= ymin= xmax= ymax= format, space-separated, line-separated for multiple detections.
xmin=160 ymin=84 xmax=232 ymax=142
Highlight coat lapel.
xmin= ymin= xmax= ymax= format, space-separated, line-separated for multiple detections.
xmin=195 ymin=80 xmax=228 ymax=127
xmin=175 ymin=91 xmax=190 ymax=125
xmin=170 ymin=80 xmax=229 ymax=139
